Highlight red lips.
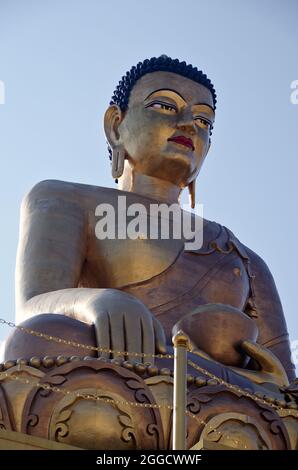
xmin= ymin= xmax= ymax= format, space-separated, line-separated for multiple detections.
xmin=168 ymin=135 xmax=195 ymax=151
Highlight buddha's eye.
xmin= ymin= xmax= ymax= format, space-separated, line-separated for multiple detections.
xmin=146 ymin=101 xmax=177 ymax=113
xmin=194 ymin=116 xmax=212 ymax=132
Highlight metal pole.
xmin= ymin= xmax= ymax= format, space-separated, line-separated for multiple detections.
xmin=172 ymin=330 xmax=189 ymax=450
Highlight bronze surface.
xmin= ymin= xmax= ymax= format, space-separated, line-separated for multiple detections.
xmin=1 ymin=69 xmax=297 ymax=449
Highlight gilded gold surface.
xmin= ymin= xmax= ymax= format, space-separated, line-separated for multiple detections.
xmin=145 ymin=376 xmax=174 ymax=448
xmin=198 ymin=412 xmax=271 ymax=450
xmin=49 ymin=387 xmax=136 ymax=450
xmin=1 ymin=61 xmax=297 ymax=449
xmin=0 ymin=365 xmax=44 ymax=432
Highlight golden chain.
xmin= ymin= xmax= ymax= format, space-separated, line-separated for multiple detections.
xmin=0 ymin=371 xmax=170 ymax=409
xmin=1 ymin=316 xmax=297 ymax=416
xmin=188 ymin=357 xmax=298 ymax=417
xmin=0 ymin=371 xmax=211 ymax=429
xmin=0 ymin=317 xmax=173 ymax=359
xmin=0 ymin=371 xmax=256 ymax=448
xmin=2 ymin=371 xmax=243 ymax=446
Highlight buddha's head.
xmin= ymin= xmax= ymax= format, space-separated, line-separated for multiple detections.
xmin=104 ymin=56 xmax=216 ymax=205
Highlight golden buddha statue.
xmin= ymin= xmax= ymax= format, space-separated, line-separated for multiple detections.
xmin=1 ymin=56 xmax=297 ymax=450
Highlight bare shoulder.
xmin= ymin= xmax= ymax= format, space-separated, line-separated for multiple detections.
xmin=22 ymin=179 xmax=119 ymax=212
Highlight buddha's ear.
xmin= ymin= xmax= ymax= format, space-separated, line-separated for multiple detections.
xmin=104 ymin=104 xmax=124 ymax=147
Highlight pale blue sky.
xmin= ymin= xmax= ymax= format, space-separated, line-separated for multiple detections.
xmin=0 ymin=0 xmax=297 ymax=366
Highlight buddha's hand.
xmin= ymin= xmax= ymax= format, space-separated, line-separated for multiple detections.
xmin=87 ymin=289 xmax=166 ymax=363
xmin=231 ymin=340 xmax=289 ymax=388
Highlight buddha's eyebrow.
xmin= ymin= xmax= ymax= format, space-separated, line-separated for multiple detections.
xmin=144 ymin=88 xmax=215 ymax=113
xmin=144 ymin=88 xmax=185 ymax=102
xmin=193 ymin=103 xmax=215 ymax=113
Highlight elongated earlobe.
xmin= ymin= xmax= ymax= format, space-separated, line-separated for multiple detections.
xmin=112 ymin=145 xmax=125 ymax=179
xmin=188 ymin=179 xmax=196 ymax=209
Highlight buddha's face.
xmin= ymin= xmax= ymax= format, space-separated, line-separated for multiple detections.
xmin=108 ymin=71 xmax=215 ymax=187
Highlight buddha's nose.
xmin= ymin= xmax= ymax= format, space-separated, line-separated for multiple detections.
xmin=177 ymin=111 xmax=196 ymax=136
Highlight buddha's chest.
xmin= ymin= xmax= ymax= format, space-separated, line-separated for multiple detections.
xmin=83 ymin=193 xmax=251 ymax=326
xmin=84 ymin=235 xmax=250 ymax=311
xmin=85 ymin=193 xmax=194 ymax=286
xmin=85 ymin=235 xmax=185 ymax=287
xmin=120 ymin=247 xmax=251 ymax=341
xmin=123 ymin=247 xmax=250 ymax=309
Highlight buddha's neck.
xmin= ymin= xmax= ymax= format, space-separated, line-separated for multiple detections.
xmin=118 ymin=165 xmax=182 ymax=205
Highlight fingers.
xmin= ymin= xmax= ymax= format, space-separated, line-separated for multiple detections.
xmin=153 ymin=316 xmax=167 ymax=355
xmin=94 ymin=311 xmax=110 ymax=359
xmin=123 ymin=312 xmax=142 ymax=362
xmin=141 ymin=315 xmax=155 ymax=365
xmin=94 ymin=304 xmax=166 ymax=365
xmin=242 ymin=340 xmax=285 ymax=375
xmin=109 ymin=311 xmax=126 ymax=361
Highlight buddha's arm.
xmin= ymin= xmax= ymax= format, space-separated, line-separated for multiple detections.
xmin=15 ymin=180 xmax=130 ymax=323
xmin=244 ymin=246 xmax=296 ymax=382
xmin=15 ymin=180 xmax=97 ymax=324
xmin=15 ymin=180 xmax=166 ymax=357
